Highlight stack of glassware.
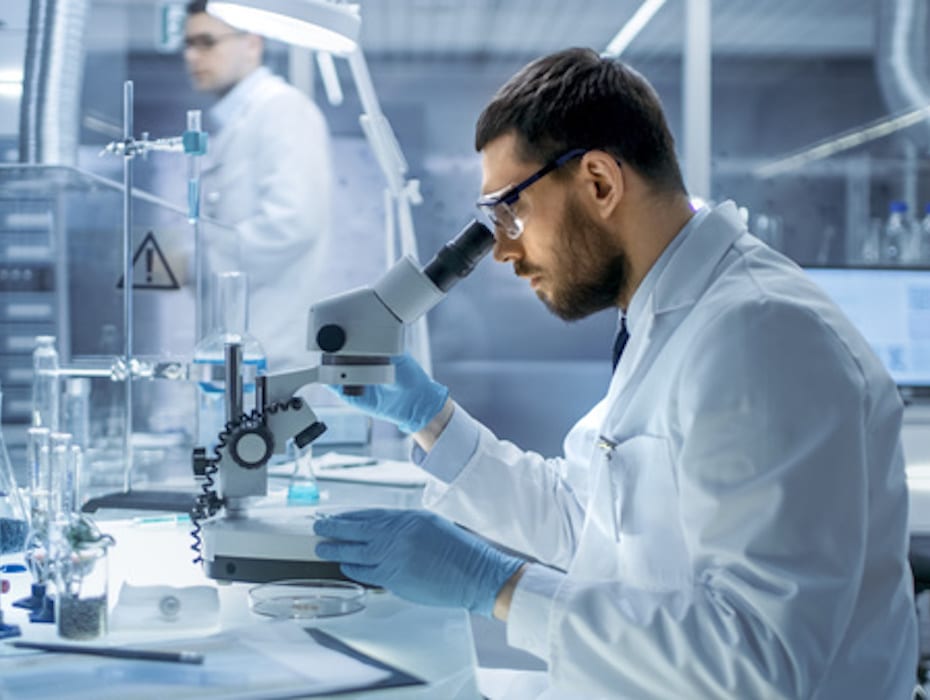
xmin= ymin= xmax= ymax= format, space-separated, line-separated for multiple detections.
xmin=13 ymin=336 xmax=115 ymax=639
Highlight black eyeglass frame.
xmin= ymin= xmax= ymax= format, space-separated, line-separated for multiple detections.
xmin=476 ymin=148 xmax=589 ymax=239
xmin=183 ymin=31 xmax=246 ymax=51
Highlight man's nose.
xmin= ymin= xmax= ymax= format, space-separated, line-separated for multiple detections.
xmin=492 ymin=234 xmax=522 ymax=264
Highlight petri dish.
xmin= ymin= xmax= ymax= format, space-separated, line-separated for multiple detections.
xmin=249 ymin=579 xmax=366 ymax=619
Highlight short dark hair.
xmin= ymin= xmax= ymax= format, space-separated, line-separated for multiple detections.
xmin=186 ymin=0 xmax=208 ymax=16
xmin=475 ymin=48 xmax=685 ymax=194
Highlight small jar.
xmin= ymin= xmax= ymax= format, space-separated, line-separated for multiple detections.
xmin=54 ymin=521 xmax=114 ymax=640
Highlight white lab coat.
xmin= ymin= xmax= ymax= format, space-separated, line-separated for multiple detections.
xmin=424 ymin=202 xmax=918 ymax=699
xmin=202 ymin=67 xmax=331 ymax=371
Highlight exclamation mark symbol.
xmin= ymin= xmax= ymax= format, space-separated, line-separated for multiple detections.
xmin=146 ymin=248 xmax=154 ymax=284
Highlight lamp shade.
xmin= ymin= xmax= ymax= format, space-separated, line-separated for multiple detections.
xmin=209 ymin=0 xmax=360 ymax=55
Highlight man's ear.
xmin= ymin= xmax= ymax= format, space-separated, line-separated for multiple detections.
xmin=579 ymin=150 xmax=624 ymax=219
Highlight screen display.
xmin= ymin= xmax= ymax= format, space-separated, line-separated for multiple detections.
xmin=803 ymin=267 xmax=930 ymax=389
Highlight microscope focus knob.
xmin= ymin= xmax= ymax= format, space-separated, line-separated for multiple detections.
xmin=317 ymin=324 xmax=346 ymax=352
xmin=228 ymin=422 xmax=274 ymax=470
xmin=191 ymin=447 xmax=210 ymax=477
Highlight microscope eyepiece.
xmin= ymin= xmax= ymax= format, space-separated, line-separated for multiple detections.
xmin=422 ymin=220 xmax=494 ymax=293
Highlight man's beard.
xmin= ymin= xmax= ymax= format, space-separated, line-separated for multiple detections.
xmin=538 ymin=194 xmax=628 ymax=321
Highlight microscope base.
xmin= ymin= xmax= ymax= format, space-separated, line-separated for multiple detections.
xmin=201 ymin=507 xmax=351 ymax=585
xmin=204 ymin=556 xmax=344 ymax=584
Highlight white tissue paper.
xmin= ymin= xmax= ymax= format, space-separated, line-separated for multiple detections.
xmin=110 ymin=582 xmax=220 ymax=632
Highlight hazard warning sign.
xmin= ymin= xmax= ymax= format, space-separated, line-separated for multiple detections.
xmin=116 ymin=231 xmax=180 ymax=290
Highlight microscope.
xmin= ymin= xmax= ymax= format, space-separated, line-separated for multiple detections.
xmin=192 ymin=220 xmax=494 ymax=583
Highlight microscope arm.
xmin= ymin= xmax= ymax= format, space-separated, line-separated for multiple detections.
xmin=201 ymin=220 xmax=494 ymax=506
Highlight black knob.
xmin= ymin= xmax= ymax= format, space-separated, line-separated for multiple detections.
xmin=295 ymin=421 xmax=327 ymax=449
xmin=191 ymin=447 xmax=209 ymax=477
xmin=317 ymin=324 xmax=346 ymax=352
xmin=229 ymin=424 xmax=275 ymax=469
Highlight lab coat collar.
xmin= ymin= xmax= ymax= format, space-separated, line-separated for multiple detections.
xmin=649 ymin=200 xmax=745 ymax=316
xmin=625 ymin=205 xmax=709 ymax=337
xmin=209 ymin=66 xmax=273 ymax=132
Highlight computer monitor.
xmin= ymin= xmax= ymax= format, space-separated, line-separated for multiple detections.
xmin=803 ymin=267 xmax=930 ymax=397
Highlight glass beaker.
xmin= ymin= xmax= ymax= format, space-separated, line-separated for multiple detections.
xmin=54 ymin=519 xmax=114 ymax=640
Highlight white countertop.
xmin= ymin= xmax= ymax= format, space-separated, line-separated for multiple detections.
xmin=0 ymin=512 xmax=481 ymax=699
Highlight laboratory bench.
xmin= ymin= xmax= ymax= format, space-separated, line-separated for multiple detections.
xmin=0 ymin=473 xmax=484 ymax=699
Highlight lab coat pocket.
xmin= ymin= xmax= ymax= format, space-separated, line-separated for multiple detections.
xmin=608 ymin=434 xmax=690 ymax=589
xmin=203 ymin=159 xmax=250 ymax=221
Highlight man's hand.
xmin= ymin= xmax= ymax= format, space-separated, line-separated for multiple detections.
xmin=314 ymin=508 xmax=525 ymax=617
xmin=329 ymin=354 xmax=449 ymax=434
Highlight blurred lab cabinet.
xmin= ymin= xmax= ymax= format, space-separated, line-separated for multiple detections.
xmin=0 ymin=164 xmax=232 ymax=486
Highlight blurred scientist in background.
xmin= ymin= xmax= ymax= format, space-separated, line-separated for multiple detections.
xmin=183 ymin=0 xmax=332 ymax=370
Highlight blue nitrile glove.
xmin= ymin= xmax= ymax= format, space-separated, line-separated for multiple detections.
xmin=314 ymin=508 xmax=525 ymax=617
xmin=329 ymin=353 xmax=449 ymax=434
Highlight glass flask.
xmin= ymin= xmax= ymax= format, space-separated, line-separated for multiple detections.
xmin=32 ymin=335 xmax=60 ymax=431
xmin=192 ymin=271 xmax=266 ymax=452
xmin=285 ymin=439 xmax=319 ymax=505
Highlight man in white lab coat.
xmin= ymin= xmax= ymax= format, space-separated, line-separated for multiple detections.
xmin=184 ymin=1 xmax=331 ymax=370
xmin=314 ymin=48 xmax=918 ymax=698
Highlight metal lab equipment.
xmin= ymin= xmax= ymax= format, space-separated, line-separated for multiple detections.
xmin=193 ymin=220 xmax=493 ymax=583
xmin=0 ymin=163 xmax=237 ymax=502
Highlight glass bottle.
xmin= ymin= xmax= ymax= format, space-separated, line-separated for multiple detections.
xmin=860 ymin=218 xmax=882 ymax=264
xmin=32 ymin=335 xmax=59 ymax=431
xmin=881 ymin=201 xmax=912 ymax=264
xmin=192 ymin=271 xmax=266 ymax=452
xmin=918 ymin=204 xmax=930 ymax=263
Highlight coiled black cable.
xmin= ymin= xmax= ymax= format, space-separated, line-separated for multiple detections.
xmin=189 ymin=399 xmax=303 ymax=563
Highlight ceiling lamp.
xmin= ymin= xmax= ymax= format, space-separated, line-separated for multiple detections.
xmin=209 ymin=0 xmax=360 ymax=56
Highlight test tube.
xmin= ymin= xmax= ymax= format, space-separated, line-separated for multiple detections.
xmin=69 ymin=445 xmax=83 ymax=516
xmin=62 ymin=378 xmax=90 ymax=451
xmin=48 ymin=433 xmax=72 ymax=521
xmin=26 ymin=427 xmax=51 ymax=524
xmin=186 ymin=110 xmax=202 ymax=223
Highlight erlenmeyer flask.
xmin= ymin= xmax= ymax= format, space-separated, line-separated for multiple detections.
xmin=0 ymin=381 xmax=28 ymax=554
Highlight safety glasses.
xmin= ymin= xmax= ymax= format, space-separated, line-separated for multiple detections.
xmin=183 ymin=32 xmax=245 ymax=52
xmin=476 ymin=148 xmax=588 ymax=239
